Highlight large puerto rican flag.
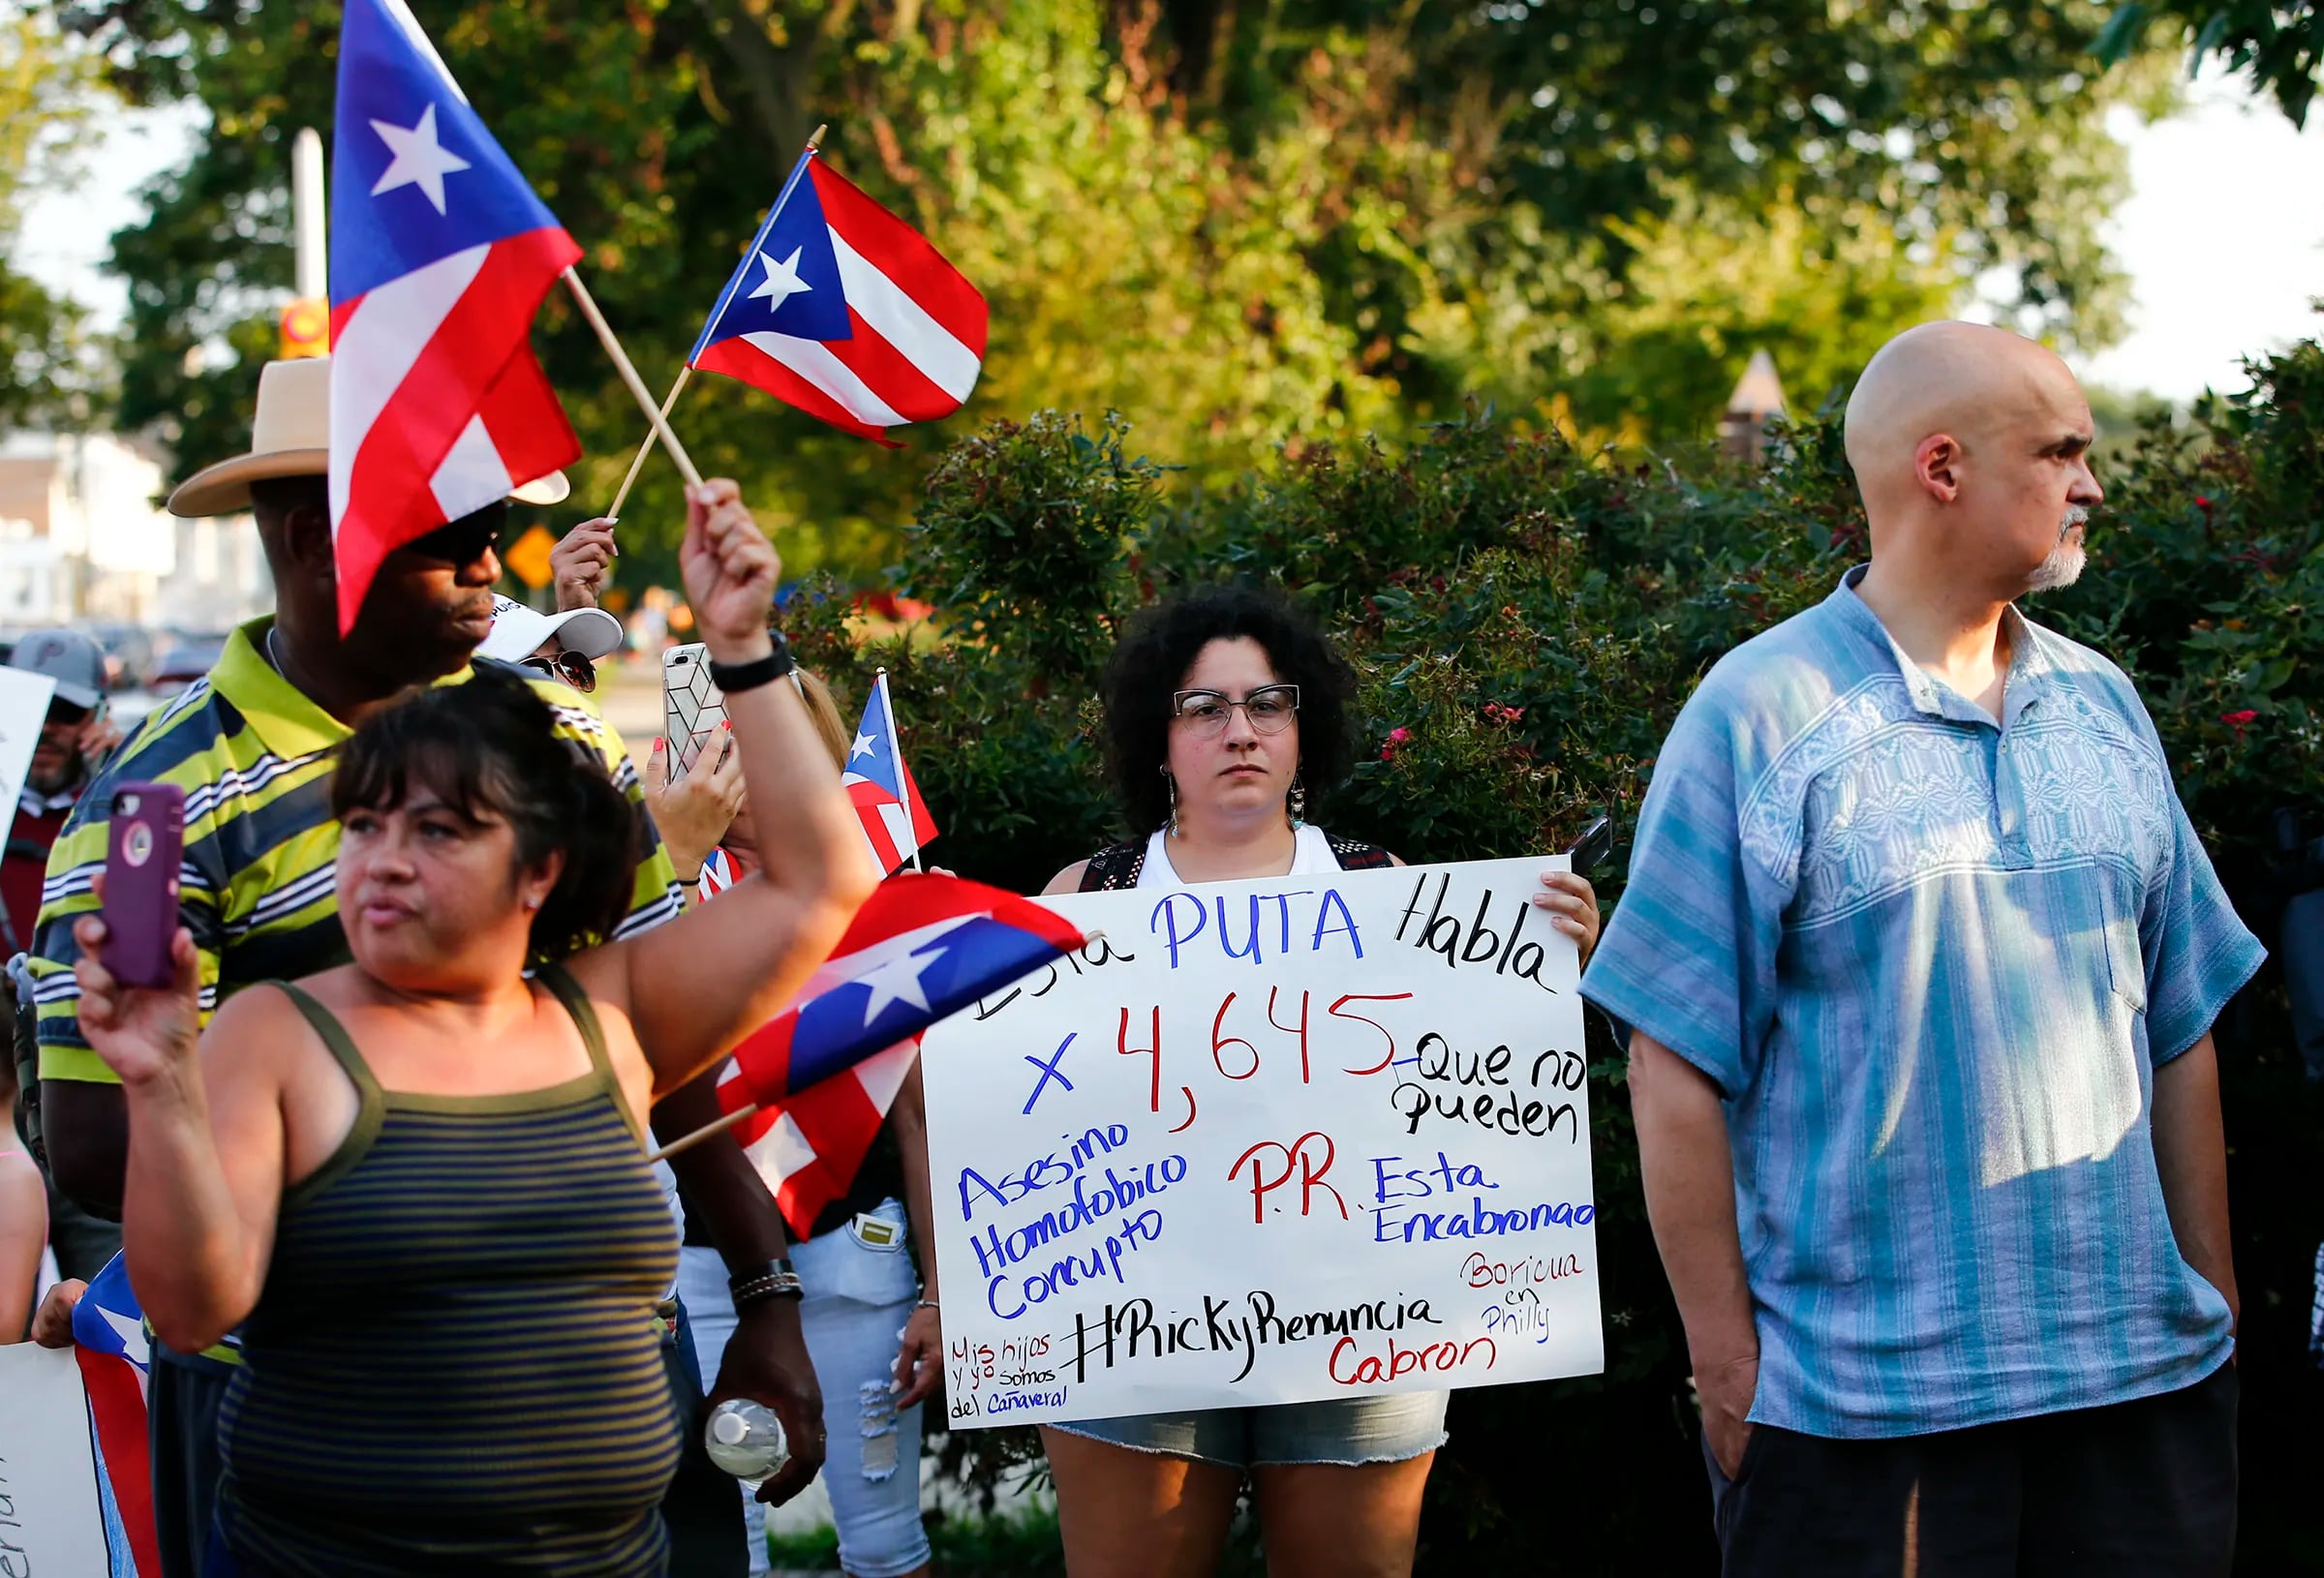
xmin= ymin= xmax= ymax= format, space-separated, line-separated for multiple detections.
xmin=688 ymin=147 xmax=987 ymax=444
xmin=845 ymin=670 xmax=939 ymax=876
xmin=328 ymin=0 xmax=581 ymax=631
xmin=712 ymin=873 xmax=1086 ymax=1240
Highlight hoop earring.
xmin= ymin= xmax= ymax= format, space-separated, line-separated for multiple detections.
xmin=1288 ymin=773 xmax=1307 ymax=830
xmin=1162 ymin=767 xmax=1180 ymax=838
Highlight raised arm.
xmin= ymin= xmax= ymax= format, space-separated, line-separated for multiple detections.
xmin=582 ymin=481 xmax=876 ymax=1095
xmin=1629 ymin=1029 xmax=1759 ymax=1478
xmin=71 ymin=909 xmax=287 ymax=1352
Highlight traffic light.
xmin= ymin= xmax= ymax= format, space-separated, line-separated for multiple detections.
xmin=280 ymin=297 xmax=330 ymax=360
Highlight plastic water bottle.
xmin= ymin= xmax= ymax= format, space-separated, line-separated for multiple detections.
xmin=704 ymin=1399 xmax=789 ymax=1487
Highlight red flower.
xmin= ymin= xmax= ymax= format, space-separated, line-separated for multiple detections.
xmin=2220 ymin=709 xmax=2257 ymax=735
xmin=2195 ymin=495 xmax=2213 ymax=511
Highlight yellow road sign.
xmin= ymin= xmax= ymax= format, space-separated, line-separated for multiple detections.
xmin=504 ymin=524 xmax=559 ymax=589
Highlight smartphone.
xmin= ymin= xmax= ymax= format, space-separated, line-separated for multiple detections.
xmin=662 ymin=643 xmax=726 ymax=776
xmin=101 ymin=782 xmax=185 ymax=989
xmin=1563 ymin=814 xmax=1613 ymax=879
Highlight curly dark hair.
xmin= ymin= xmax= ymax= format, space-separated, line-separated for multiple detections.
xmin=330 ymin=668 xmax=639 ymax=963
xmin=1100 ymin=582 xmax=1358 ymax=834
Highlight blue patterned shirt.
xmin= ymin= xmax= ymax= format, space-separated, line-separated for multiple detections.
xmin=1583 ymin=567 xmax=2263 ymax=1438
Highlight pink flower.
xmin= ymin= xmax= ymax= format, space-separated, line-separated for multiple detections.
xmin=1386 ymin=727 xmax=1411 ymax=744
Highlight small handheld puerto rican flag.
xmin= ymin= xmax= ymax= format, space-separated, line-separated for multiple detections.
xmin=710 ymin=872 xmax=1087 ymax=1240
xmin=686 ymin=146 xmax=986 ymax=444
xmin=844 ymin=671 xmax=939 ymax=876
xmin=73 ymin=1253 xmax=162 ymax=1576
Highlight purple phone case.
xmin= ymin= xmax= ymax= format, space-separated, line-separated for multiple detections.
xmin=101 ymin=782 xmax=186 ymax=989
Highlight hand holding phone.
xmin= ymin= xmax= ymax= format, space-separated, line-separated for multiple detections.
xmin=73 ymin=782 xmax=201 ymax=1088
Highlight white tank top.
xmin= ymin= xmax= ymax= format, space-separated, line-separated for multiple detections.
xmin=1134 ymin=822 xmax=1341 ymax=888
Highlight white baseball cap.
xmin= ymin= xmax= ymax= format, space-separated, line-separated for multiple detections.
xmin=476 ymin=594 xmax=627 ymax=664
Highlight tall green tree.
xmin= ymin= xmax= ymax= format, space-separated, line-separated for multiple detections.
xmin=59 ymin=0 xmax=2163 ymax=582
xmin=0 ymin=8 xmax=105 ymax=426
xmin=2102 ymin=0 xmax=2324 ymax=125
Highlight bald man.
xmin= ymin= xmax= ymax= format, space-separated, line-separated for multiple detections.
xmin=1584 ymin=322 xmax=2260 ymax=1576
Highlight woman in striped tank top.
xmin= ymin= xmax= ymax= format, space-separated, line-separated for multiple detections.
xmin=66 ymin=482 xmax=879 ymax=1576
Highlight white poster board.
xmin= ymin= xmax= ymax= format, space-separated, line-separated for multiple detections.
xmin=0 ymin=667 xmax=58 ymax=824
xmin=0 ymin=1343 xmax=111 ymax=1574
xmin=921 ymin=856 xmax=1605 ymax=1427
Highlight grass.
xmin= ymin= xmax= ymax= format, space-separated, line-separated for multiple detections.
xmin=765 ymin=1502 xmax=1269 ymax=1576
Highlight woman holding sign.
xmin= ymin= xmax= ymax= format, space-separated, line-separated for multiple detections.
xmin=1030 ymin=585 xmax=1600 ymax=1578
xmin=66 ymin=482 xmax=877 ymax=1577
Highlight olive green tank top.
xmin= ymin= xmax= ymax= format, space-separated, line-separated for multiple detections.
xmin=216 ymin=964 xmax=682 ymax=1576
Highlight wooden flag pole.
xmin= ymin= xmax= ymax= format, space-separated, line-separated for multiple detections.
xmin=640 ymin=923 xmax=1105 ymax=1166
xmin=561 ymin=266 xmax=704 ymax=490
xmin=644 ymin=1101 xmax=755 ymax=1165
xmin=601 ymin=123 xmax=830 ymax=525
xmin=604 ymin=367 xmax=690 ymax=523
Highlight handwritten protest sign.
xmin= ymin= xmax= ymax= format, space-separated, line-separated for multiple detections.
xmin=921 ymin=856 xmax=1604 ymax=1427
xmin=0 ymin=664 xmax=59 ymax=827
xmin=0 ymin=1342 xmax=111 ymax=1573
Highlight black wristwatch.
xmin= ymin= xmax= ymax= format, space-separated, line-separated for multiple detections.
xmin=729 ymin=1258 xmax=805 ymax=1312
xmin=708 ymin=632 xmax=796 ymax=694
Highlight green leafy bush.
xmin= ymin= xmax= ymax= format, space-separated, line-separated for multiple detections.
xmin=801 ymin=345 xmax=2323 ymax=1571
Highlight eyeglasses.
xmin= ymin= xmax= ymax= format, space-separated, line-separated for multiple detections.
xmin=520 ymin=649 xmax=596 ymax=694
xmin=1170 ymin=684 xmax=1300 ymax=736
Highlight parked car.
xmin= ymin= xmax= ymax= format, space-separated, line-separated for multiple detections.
xmin=149 ymin=640 xmax=227 ymax=694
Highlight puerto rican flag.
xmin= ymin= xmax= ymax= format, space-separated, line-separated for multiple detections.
xmin=845 ymin=671 xmax=939 ymax=875
xmin=73 ymin=1253 xmax=161 ymax=1577
xmin=328 ymin=0 xmax=581 ymax=631
xmin=688 ymin=147 xmax=986 ymax=444
xmin=711 ymin=873 xmax=1086 ymax=1240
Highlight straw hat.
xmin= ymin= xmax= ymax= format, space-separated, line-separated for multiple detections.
xmin=167 ymin=356 xmax=570 ymax=518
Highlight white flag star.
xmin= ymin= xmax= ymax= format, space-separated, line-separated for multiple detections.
xmin=99 ymin=1304 xmax=150 ymax=1375
xmin=371 ymin=104 xmax=472 ymax=214
xmin=850 ymin=730 xmax=878 ymax=761
xmin=748 ymin=246 xmax=813 ymax=309
xmin=855 ymin=946 xmax=946 ymax=1027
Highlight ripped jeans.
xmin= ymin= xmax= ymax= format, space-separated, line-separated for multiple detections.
xmin=683 ymin=1200 xmax=932 ymax=1577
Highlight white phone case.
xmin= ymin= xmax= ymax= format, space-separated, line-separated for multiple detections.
xmin=661 ymin=643 xmax=727 ymax=775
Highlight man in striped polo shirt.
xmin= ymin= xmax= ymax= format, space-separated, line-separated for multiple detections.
xmin=31 ymin=358 xmax=820 ymax=1576
xmin=1586 ymin=323 xmax=2262 ymax=1575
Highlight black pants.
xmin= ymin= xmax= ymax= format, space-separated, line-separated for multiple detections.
xmin=1707 ymin=1363 xmax=2239 ymax=1578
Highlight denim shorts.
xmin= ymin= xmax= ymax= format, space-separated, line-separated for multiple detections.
xmin=1050 ymin=1390 xmax=1450 ymax=1471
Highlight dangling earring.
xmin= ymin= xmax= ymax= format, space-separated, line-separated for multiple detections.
xmin=1162 ymin=767 xmax=1180 ymax=838
xmin=1288 ymin=772 xmax=1307 ymax=830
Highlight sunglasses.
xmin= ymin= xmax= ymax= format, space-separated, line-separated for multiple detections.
xmin=403 ymin=512 xmax=505 ymax=566
xmin=519 ymin=650 xmax=596 ymax=694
